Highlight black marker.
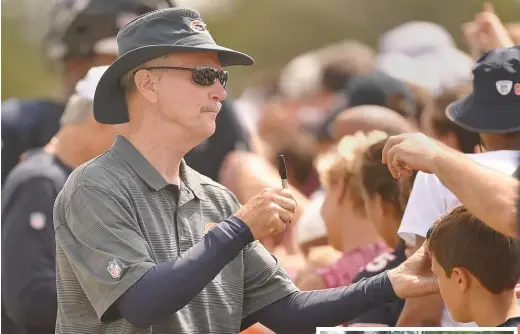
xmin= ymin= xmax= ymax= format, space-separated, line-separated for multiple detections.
xmin=277 ymin=155 xmax=288 ymax=189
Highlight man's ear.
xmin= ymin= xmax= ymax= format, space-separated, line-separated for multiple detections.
xmin=134 ymin=69 xmax=159 ymax=103
xmin=451 ymin=267 xmax=471 ymax=293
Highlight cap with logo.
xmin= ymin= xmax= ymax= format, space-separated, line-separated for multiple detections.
xmin=93 ymin=7 xmax=254 ymax=125
xmin=44 ymin=0 xmax=170 ymax=61
xmin=446 ymin=46 xmax=520 ymax=133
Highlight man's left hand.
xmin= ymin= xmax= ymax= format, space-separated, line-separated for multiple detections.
xmin=387 ymin=241 xmax=439 ymax=299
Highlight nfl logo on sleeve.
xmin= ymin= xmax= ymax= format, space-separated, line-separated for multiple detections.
xmin=107 ymin=259 xmax=122 ymax=279
xmin=30 ymin=212 xmax=46 ymax=230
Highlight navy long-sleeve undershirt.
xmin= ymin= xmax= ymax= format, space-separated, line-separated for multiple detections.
xmin=116 ymin=216 xmax=399 ymax=331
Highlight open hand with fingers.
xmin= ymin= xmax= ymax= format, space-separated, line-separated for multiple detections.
xmin=382 ymin=133 xmax=447 ymax=179
xmin=234 ymin=188 xmax=297 ymax=241
xmin=387 ymin=241 xmax=439 ymax=299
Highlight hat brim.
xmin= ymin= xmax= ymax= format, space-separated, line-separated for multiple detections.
xmin=446 ymin=93 xmax=520 ymax=133
xmin=94 ymin=44 xmax=254 ymax=124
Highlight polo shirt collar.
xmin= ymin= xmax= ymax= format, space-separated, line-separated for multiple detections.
xmin=112 ymin=136 xmax=207 ymax=201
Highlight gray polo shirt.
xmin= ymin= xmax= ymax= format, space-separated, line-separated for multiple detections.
xmin=53 ymin=135 xmax=297 ymax=333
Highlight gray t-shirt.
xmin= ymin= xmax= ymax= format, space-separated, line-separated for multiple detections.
xmin=53 ymin=135 xmax=297 ymax=333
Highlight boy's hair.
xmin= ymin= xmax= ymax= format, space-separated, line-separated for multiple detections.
xmin=427 ymin=205 xmax=520 ymax=294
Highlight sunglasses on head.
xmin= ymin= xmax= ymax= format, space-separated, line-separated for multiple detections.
xmin=138 ymin=66 xmax=228 ymax=88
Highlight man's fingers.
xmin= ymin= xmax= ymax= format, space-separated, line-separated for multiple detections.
xmin=387 ymin=146 xmax=404 ymax=179
xmin=277 ymin=208 xmax=293 ymax=226
xmin=382 ymin=135 xmax=404 ymax=164
xmin=274 ymin=195 xmax=297 ymax=213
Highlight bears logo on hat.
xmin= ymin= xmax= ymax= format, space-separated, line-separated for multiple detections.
xmin=190 ymin=19 xmax=207 ymax=33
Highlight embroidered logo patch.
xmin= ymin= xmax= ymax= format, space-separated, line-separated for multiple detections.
xmin=30 ymin=212 xmax=46 ymax=230
xmin=190 ymin=19 xmax=207 ymax=33
xmin=496 ymin=80 xmax=513 ymax=95
xmin=107 ymin=259 xmax=121 ymax=279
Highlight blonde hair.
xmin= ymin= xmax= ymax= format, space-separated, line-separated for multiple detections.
xmin=317 ymin=130 xmax=388 ymax=214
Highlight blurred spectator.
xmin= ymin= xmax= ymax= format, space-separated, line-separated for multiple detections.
xmin=376 ymin=20 xmax=473 ymax=96
xmin=260 ymin=39 xmax=376 ymax=137
xmin=1 ymin=66 xmax=125 ymax=334
xmin=348 ymin=138 xmax=417 ymax=326
xmin=420 ymin=84 xmax=480 ymax=153
xmin=333 ymin=105 xmax=417 ymax=140
xmin=462 ymin=2 xmax=515 ymax=60
xmin=315 ymin=71 xmax=417 ymax=145
xmin=378 ymin=21 xmax=456 ymax=56
xmin=1 ymin=0 xmax=163 ymax=185
xmin=296 ymin=131 xmax=389 ymax=291
xmin=296 ymin=105 xmax=416 ymax=259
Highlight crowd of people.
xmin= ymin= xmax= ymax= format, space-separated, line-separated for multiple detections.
xmin=2 ymin=0 xmax=520 ymax=333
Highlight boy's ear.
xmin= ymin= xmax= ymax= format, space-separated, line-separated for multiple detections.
xmin=451 ymin=267 xmax=471 ymax=293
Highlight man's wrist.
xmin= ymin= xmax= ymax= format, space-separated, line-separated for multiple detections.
xmin=386 ymin=267 xmax=403 ymax=298
xmin=430 ymin=146 xmax=456 ymax=176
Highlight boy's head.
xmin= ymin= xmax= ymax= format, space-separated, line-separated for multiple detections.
xmin=427 ymin=206 xmax=520 ymax=323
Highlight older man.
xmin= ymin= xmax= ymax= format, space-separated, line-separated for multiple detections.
xmin=2 ymin=66 xmax=125 ymax=334
xmin=53 ymin=8 xmax=437 ymax=334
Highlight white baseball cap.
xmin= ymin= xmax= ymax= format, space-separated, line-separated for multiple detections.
xmin=61 ymin=66 xmax=109 ymax=125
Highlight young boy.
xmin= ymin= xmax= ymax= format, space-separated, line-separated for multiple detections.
xmin=427 ymin=205 xmax=520 ymax=327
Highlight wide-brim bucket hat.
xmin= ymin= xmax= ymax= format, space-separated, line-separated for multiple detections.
xmin=94 ymin=7 xmax=254 ymax=124
xmin=446 ymin=46 xmax=520 ymax=133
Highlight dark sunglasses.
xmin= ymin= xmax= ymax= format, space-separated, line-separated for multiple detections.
xmin=138 ymin=66 xmax=228 ymax=88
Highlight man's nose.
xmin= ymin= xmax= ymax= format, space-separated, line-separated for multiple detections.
xmin=210 ymin=82 xmax=227 ymax=101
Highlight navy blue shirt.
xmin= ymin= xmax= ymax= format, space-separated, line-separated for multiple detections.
xmin=349 ymin=241 xmax=407 ymax=326
xmin=499 ymin=316 xmax=520 ymax=327
xmin=1 ymin=149 xmax=72 ymax=334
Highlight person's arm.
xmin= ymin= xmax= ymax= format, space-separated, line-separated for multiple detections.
xmin=241 ymin=272 xmax=397 ymax=334
xmin=383 ymin=133 xmax=518 ymax=238
xmin=55 ymin=185 xmax=254 ymax=328
xmin=430 ymin=149 xmax=518 ymax=238
xmin=2 ymin=178 xmax=58 ymax=328
xmin=240 ymin=240 xmax=438 ymax=333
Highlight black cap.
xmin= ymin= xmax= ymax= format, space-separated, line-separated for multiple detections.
xmin=315 ymin=71 xmax=414 ymax=140
xmin=44 ymin=0 xmax=170 ymax=61
xmin=93 ymin=7 xmax=254 ymax=124
xmin=446 ymin=46 xmax=520 ymax=133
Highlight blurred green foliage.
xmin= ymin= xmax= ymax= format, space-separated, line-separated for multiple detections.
xmin=2 ymin=0 xmax=519 ymax=100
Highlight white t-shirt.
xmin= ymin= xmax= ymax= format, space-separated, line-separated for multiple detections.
xmin=397 ymin=150 xmax=520 ymax=327
xmin=296 ymin=190 xmax=327 ymax=244
xmin=398 ymin=150 xmax=520 ymax=246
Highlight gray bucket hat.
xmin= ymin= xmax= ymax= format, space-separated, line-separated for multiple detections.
xmin=93 ymin=7 xmax=254 ymax=124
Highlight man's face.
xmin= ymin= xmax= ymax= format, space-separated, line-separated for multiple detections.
xmin=148 ymin=52 xmax=227 ymax=140
xmin=430 ymin=253 xmax=470 ymax=322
